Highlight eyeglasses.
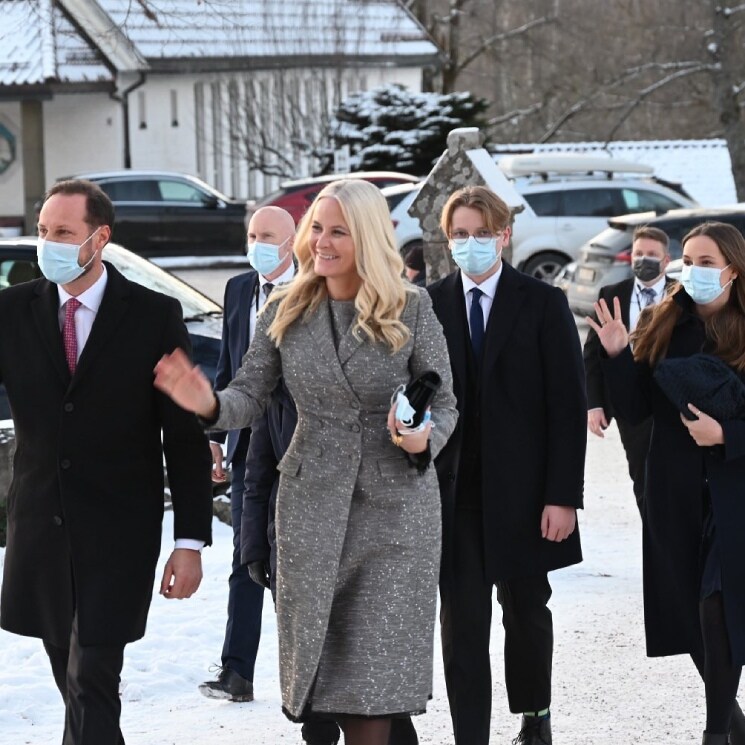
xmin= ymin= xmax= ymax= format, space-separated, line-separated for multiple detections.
xmin=449 ymin=229 xmax=504 ymax=246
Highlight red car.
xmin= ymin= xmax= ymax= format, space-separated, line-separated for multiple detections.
xmin=253 ymin=171 xmax=420 ymax=224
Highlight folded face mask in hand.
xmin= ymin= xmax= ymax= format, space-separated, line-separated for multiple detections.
xmin=391 ymin=387 xmax=433 ymax=434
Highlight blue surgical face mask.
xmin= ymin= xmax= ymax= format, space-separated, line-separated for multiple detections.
xmin=450 ymin=236 xmax=500 ymax=276
xmin=247 ymin=237 xmax=288 ymax=277
xmin=37 ymin=229 xmax=100 ymax=285
xmin=680 ymin=263 xmax=734 ymax=305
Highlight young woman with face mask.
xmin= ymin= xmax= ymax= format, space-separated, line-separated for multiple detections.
xmin=588 ymin=222 xmax=745 ymax=745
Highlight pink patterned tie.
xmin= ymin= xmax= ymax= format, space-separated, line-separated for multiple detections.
xmin=63 ymin=298 xmax=82 ymax=373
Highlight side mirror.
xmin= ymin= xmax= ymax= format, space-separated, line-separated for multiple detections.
xmin=202 ymin=195 xmax=219 ymax=209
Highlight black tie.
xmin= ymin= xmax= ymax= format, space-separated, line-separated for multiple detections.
xmin=469 ymin=288 xmax=485 ymax=359
xmin=262 ymin=282 xmax=274 ymax=299
xmin=640 ymin=287 xmax=656 ymax=307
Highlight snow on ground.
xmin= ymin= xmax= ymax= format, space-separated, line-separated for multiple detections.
xmin=0 ymin=423 xmax=741 ymax=744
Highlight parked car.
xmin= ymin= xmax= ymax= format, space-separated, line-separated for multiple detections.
xmin=381 ymin=155 xmax=696 ymax=281
xmin=564 ymin=206 xmax=745 ymax=316
xmin=255 ymin=171 xmax=421 ymax=224
xmin=0 ymin=238 xmax=223 ymax=420
xmin=69 ymin=170 xmax=248 ymax=257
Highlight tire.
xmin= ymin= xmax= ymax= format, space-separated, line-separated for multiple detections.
xmin=522 ymin=252 xmax=570 ymax=282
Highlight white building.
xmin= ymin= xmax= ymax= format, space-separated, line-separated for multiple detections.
xmin=0 ymin=0 xmax=440 ymax=232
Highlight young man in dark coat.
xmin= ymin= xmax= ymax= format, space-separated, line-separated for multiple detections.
xmin=428 ymin=186 xmax=586 ymax=745
xmin=583 ymin=225 xmax=674 ymax=513
xmin=0 ymin=180 xmax=213 ymax=745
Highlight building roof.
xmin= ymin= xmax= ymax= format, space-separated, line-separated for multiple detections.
xmin=493 ymin=139 xmax=737 ymax=208
xmin=0 ymin=0 xmax=437 ymax=90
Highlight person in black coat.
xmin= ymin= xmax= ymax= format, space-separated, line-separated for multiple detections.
xmin=0 ymin=180 xmax=213 ymax=745
xmin=583 ymin=225 xmax=675 ymax=513
xmin=428 ymin=186 xmax=586 ymax=745
xmin=199 ymin=206 xmax=296 ymax=703
xmin=590 ymin=221 xmax=745 ymax=745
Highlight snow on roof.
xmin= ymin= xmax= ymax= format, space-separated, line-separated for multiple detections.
xmin=0 ymin=1 xmax=113 ymax=86
xmin=95 ymin=0 xmax=437 ymax=62
xmin=493 ymin=139 xmax=736 ymax=208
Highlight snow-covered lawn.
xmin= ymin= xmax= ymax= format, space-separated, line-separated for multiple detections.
xmin=0 ymin=423 xmax=738 ymax=744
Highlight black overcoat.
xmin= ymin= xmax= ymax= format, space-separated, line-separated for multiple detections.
xmin=604 ymin=290 xmax=745 ymax=664
xmin=0 ymin=264 xmax=213 ymax=647
xmin=428 ymin=264 xmax=586 ymax=583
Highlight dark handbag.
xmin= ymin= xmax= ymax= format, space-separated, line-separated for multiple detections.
xmin=653 ymin=353 xmax=745 ymax=421
xmin=403 ymin=370 xmax=442 ymax=428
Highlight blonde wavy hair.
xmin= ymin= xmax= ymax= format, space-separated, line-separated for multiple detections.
xmin=265 ymin=179 xmax=412 ymax=353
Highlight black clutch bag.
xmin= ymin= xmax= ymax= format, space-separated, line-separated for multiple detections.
xmin=403 ymin=370 xmax=441 ymax=428
xmin=653 ymin=353 xmax=745 ymax=421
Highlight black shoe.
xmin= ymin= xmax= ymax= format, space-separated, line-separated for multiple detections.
xmin=702 ymin=733 xmax=729 ymax=745
xmin=513 ymin=713 xmax=552 ymax=745
xmin=198 ymin=666 xmax=254 ymax=702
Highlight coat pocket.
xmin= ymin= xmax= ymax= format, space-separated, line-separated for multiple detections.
xmin=377 ymin=456 xmax=418 ymax=479
xmin=277 ymin=453 xmax=302 ymax=478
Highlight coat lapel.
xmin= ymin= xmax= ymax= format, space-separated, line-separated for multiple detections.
xmin=480 ymin=262 xmax=526 ymax=370
xmin=31 ymin=280 xmax=70 ymax=384
xmin=336 ymin=316 xmax=364 ymax=367
xmin=619 ymin=279 xmax=634 ymax=327
xmin=241 ymin=274 xmax=258 ymax=355
xmin=69 ymin=264 xmax=131 ymax=389
xmin=305 ymin=299 xmax=357 ymax=396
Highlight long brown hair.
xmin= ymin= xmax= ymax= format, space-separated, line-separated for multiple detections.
xmin=632 ymin=222 xmax=745 ymax=371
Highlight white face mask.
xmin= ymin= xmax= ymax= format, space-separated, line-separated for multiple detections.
xmin=37 ymin=229 xmax=100 ymax=285
xmin=680 ymin=263 xmax=734 ymax=305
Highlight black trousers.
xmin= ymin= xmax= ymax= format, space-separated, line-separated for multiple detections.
xmin=440 ymin=508 xmax=553 ymax=745
xmin=616 ymin=415 xmax=653 ymax=515
xmin=43 ymin=614 xmax=126 ymax=745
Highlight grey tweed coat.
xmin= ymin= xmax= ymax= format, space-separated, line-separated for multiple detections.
xmin=212 ymin=287 xmax=457 ymax=719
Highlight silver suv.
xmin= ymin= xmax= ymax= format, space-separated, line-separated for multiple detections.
xmin=500 ymin=154 xmax=697 ymax=280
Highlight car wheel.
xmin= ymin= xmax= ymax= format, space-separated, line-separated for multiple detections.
xmin=522 ymin=252 xmax=569 ymax=282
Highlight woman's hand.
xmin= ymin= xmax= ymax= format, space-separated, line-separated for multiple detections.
xmin=387 ymin=402 xmax=431 ymax=454
xmin=154 ymin=348 xmax=218 ymax=419
xmin=681 ymin=404 xmax=725 ymax=446
xmin=586 ymin=297 xmax=629 ymax=358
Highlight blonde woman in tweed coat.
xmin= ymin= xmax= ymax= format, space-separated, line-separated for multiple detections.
xmin=155 ymin=179 xmax=458 ymax=745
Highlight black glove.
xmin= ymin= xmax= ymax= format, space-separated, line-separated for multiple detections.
xmin=247 ymin=560 xmax=271 ymax=589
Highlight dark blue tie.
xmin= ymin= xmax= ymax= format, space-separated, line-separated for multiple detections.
xmin=469 ymin=287 xmax=485 ymax=359
xmin=640 ymin=287 xmax=656 ymax=307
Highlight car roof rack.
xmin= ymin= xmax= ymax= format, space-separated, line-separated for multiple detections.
xmin=498 ymin=153 xmax=654 ymax=179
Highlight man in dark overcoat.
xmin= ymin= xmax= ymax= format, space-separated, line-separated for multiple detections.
xmin=0 ymin=180 xmax=213 ymax=745
xmin=428 ymin=186 xmax=586 ymax=745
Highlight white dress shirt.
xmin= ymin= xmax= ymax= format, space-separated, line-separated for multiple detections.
xmin=629 ymin=274 xmax=666 ymax=332
xmin=460 ymin=261 xmax=504 ymax=331
xmin=250 ymin=262 xmax=296 ymax=343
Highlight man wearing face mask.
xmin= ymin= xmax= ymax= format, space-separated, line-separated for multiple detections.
xmin=0 ymin=179 xmax=213 ymax=745
xmin=583 ymin=226 xmax=674 ymax=514
xmin=429 ymin=186 xmax=585 ymax=745
xmin=198 ymin=205 xmax=296 ymax=703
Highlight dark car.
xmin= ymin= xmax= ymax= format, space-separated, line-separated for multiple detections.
xmin=565 ymin=206 xmax=745 ymax=316
xmin=0 ymin=238 xmax=223 ymax=420
xmin=254 ymin=171 xmax=421 ymax=224
xmin=70 ymin=170 xmax=247 ymax=257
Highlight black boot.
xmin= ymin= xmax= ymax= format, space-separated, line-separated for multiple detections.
xmin=702 ymin=733 xmax=729 ymax=745
xmin=513 ymin=713 xmax=552 ymax=745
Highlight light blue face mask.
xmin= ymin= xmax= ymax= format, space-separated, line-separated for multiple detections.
xmin=450 ymin=236 xmax=500 ymax=276
xmin=247 ymin=237 xmax=288 ymax=278
xmin=680 ymin=263 xmax=733 ymax=305
xmin=37 ymin=229 xmax=100 ymax=285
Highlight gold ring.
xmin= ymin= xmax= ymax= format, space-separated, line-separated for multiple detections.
xmin=391 ymin=432 xmax=403 ymax=447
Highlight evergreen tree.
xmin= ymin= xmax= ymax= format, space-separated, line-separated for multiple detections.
xmin=322 ymin=84 xmax=489 ymax=176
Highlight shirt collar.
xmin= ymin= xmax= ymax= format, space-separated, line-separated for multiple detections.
xmin=461 ymin=261 xmax=503 ymax=300
xmin=57 ymin=265 xmax=108 ymax=312
xmin=260 ymin=261 xmax=295 ymax=289
xmin=634 ymin=273 xmax=666 ymax=296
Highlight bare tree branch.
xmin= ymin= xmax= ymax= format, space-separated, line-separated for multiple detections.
xmin=485 ymin=101 xmax=545 ymax=129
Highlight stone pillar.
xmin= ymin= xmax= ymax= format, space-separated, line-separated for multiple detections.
xmin=408 ymin=127 xmax=525 ymax=284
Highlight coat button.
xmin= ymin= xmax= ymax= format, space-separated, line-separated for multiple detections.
xmin=349 ymin=423 xmax=360 ymax=432
xmin=60 ymin=459 xmax=71 ymax=469
xmin=350 ymin=401 xmax=360 ymax=410
xmin=63 ymin=402 xmax=74 ymax=412
xmin=53 ymin=515 xmax=63 ymax=526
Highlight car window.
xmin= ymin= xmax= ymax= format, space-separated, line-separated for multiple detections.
xmin=562 ymin=188 xmax=622 ymax=217
xmin=386 ymin=191 xmax=411 ymax=211
xmin=99 ymin=179 xmax=162 ymax=202
xmin=523 ymin=191 xmax=561 ymax=217
xmin=0 ymin=259 xmax=41 ymax=290
xmin=623 ymin=188 xmax=681 ymax=213
xmin=158 ymin=179 xmax=209 ymax=203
